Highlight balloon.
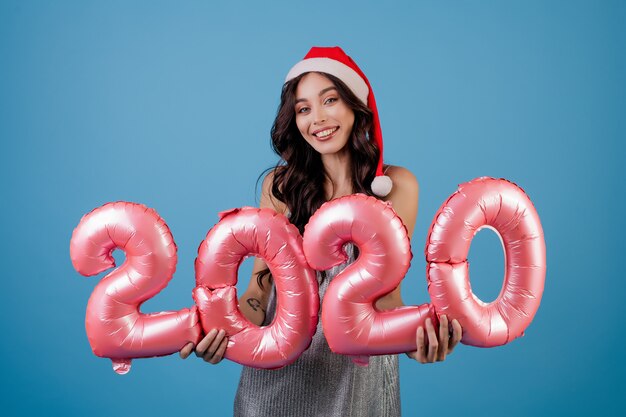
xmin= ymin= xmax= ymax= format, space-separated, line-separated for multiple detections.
xmin=70 ymin=202 xmax=202 ymax=374
xmin=303 ymin=194 xmax=436 ymax=357
xmin=69 ymin=177 xmax=545 ymax=372
xmin=193 ymin=207 xmax=319 ymax=369
xmin=426 ymin=177 xmax=546 ymax=347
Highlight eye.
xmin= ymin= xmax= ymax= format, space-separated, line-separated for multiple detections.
xmin=297 ymin=106 xmax=310 ymax=114
xmin=324 ymin=97 xmax=338 ymax=105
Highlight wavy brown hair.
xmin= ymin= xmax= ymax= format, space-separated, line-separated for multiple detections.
xmin=256 ymin=72 xmax=384 ymax=288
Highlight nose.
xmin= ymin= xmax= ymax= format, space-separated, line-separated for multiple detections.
xmin=312 ymin=105 xmax=327 ymax=125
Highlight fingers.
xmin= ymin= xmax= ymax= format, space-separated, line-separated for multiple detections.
xmin=408 ymin=316 xmax=463 ymax=365
xmin=412 ymin=319 xmax=440 ymax=364
xmin=179 ymin=342 xmax=195 ymax=359
xmin=202 ymin=329 xmax=226 ymax=363
xmin=193 ymin=329 xmax=228 ymax=364
xmin=195 ymin=329 xmax=218 ymax=357
xmin=208 ymin=337 xmax=228 ymax=364
xmin=425 ymin=318 xmax=439 ymax=363
xmin=437 ymin=315 xmax=449 ymax=362
xmin=448 ymin=319 xmax=462 ymax=353
xmin=414 ymin=326 xmax=426 ymax=363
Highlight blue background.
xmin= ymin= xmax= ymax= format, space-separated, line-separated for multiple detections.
xmin=1 ymin=1 xmax=624 ymax=416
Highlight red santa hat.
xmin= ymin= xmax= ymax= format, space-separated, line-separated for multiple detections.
xmin=285 ymin=46 xmax=392 ymax=197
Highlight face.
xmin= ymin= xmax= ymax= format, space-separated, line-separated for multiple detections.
xmin=294 ymin=72 xmax=355 ymax=156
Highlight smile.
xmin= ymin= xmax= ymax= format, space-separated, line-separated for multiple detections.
xmin=312 ymin=127 xmax=339 ymax=140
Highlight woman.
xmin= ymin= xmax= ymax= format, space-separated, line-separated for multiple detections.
xmin=181 ymin=47 xmax=462 ymax=416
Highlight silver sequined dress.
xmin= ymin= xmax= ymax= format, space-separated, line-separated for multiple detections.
xmin=233 ymin=243 xmax=401 ymax=417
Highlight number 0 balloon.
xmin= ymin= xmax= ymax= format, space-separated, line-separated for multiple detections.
xmin=193 ymin=207 xmax=319 ymax=369
xmin=426 ymin=177 xmax=546 ymax=347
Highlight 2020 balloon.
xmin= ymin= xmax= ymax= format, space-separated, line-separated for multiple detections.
xmin=70 ymin=177 xmax=546 ymax=373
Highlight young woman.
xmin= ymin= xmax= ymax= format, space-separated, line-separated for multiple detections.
xmin=181 ymin=47 xmax=462 ymax=416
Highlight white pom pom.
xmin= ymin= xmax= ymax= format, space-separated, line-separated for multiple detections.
xmin=371 ymin=175 xmax=392 ymax=197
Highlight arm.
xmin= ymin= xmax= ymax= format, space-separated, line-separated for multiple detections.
xmin=237 ymin=169 xmax=286 ymax=325
xmin=237 ymin=257 xmax=272 ymax=326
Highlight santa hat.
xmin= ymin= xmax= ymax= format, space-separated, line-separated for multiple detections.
xmin=285 ymin=46 xmax=392 ymax=197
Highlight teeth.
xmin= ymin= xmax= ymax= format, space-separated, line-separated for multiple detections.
xmin=315 ymin=127 xmax=338 ymax=138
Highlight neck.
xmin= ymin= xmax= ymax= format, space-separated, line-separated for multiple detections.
xmin=321 ymin=149 xmax=353 ymax=199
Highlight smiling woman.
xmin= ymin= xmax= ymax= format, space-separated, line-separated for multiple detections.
xmin=179 ymin=46 xmax=462 ymax=417
xmin=294 ymin=74 xmax=355 ymax=156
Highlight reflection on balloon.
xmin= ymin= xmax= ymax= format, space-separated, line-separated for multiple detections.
xmin=69 ymin=202 xmax=202 ymax=374
xmin=425 ymin=177 xmax=546 ymax=347
xmin=194 ymin=207 xmax=319 ymax=369
xmin=303 ymin=194 xmax=436 ymax=359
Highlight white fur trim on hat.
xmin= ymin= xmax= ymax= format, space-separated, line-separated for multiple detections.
xmin=285 ymin=58 xmax=369 ymax=104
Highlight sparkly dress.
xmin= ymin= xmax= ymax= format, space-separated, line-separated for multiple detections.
xmin=233 ymin=243 xmax=401 ymax=417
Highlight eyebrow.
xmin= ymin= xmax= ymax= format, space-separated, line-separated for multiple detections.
xmin=295 ymin=86 xmax=337 ymax=104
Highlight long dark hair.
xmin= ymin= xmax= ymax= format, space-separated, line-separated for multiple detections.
xmin=256 ymin=72 xmax=383 ymax=288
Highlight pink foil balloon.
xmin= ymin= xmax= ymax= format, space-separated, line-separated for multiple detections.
xmin=193 ymin=207 xmax=319 ymax=369
xmin=426 ymin=177 xmax=546 ymax=347
xmin=303 ymin=194 xmax=436 ymax=356
xmin=70 ymin=202 xmax=202 ymax=374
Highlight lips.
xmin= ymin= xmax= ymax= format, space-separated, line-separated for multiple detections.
xmin=312 ymin=126 xmax=339 ymax=140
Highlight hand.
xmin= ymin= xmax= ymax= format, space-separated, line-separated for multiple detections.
xmin=179 ymin=329 xmax=228 ymax=364
xmin=406 ymin=315 xmax=462 ymax=363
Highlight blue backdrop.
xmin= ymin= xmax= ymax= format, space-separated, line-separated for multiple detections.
xmin=1 ymin=1 xmax=624 ymax=416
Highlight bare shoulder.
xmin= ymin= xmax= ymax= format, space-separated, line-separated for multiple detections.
xmin=260 ymin=168 xmax=288 ymax=214
xmin=383 ymin=165 xmax=419 ymax=237
xmin=384 ymin=165 xmax=419 ymax=200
